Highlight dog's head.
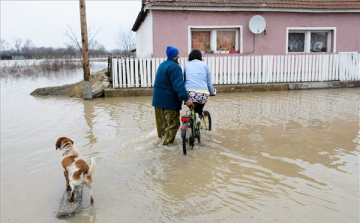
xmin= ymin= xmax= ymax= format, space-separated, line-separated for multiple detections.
xmin=56 ymin=137 xmax=74 ymax=150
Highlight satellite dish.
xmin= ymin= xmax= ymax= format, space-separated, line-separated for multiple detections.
xmin=249 ymin=15 xmax=266 ymax=34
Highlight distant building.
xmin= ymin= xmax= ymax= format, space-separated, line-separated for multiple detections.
xmin=12 ymin=55 xmax=26 ymax=60
xmin=132 ymin=0 xmax=360 ymax=58
xmin=1 ymin=55 xmax=12 ymax=60
xmin=1 ymin=55 xmax=30 ymax=60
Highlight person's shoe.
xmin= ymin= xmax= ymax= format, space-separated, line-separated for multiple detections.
xmin=195 ymin=113 xmax=201 ymax=124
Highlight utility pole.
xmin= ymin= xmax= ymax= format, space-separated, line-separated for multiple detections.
xmin=79 ymin=0 xmax=92 ymax=99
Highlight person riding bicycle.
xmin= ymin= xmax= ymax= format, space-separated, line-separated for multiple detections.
xmin=184 ymin=49 xmax=216 ymax=124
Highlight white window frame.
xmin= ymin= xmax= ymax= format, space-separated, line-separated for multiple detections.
xmin=286 ymin=27 xmax=336 ymax=54
xmin=188 ymin=26 xmax=243 ymax=54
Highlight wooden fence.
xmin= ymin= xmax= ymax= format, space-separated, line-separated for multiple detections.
xmin=110 ymin=53 xmax=359 ymax=88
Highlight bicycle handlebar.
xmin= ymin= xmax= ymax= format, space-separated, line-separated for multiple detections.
xmin=210 ymin=88 xmax=217 ymax=96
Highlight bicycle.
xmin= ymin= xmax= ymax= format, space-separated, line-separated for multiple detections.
xmin=180 ymin=105 xmax=212 ymax=155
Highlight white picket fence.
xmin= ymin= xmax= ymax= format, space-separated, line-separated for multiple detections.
xmin=110 ymin=53 xmax=359 ymax=88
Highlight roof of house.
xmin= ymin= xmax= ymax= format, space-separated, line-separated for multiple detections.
xmin=145 ymin=0 xmax=360 ymax=9
xmin=132 ymin=0 xmax=360 ymax=31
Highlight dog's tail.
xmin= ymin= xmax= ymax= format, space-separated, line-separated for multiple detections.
xmin=88 ymin=157 xmax=96 ymax=175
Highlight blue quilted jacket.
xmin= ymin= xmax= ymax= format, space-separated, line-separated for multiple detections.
xmin=152 ymin=59 xmax=189 ymax=111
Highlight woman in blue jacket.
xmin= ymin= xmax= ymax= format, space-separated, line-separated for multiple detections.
xmin=184 ymin=49 xmax=216 ymax=123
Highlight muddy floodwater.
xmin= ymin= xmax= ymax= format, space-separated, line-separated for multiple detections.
xmin=1 ymin=65 xmax=359 ymax=223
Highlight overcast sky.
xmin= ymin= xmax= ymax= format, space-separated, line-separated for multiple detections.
xmin=1 ymin=0 xmax=141 ymax=50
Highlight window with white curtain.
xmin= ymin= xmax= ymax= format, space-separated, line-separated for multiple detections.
xmin=287 ymin=28 xmax=334 ymax=53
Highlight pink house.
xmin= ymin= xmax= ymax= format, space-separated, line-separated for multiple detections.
xmin=132 ymin=0 xmax=360 ymax=58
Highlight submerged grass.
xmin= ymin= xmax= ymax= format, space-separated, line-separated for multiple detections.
xmin=0 ymin=58 xmax=84 ymax=77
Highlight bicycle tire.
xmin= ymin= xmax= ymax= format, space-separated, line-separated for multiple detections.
xmin=197 ymin=124 xmax=201 ymax=143
xmin=181 ymin=121 xmax=193 ymax=155
xmin=181 ymin=122 xmax=188 ymax=155
xmin=203 ymin=111 xmax=212 ymax=131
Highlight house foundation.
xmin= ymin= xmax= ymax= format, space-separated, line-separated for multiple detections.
xmin=104 ymin=81 xmax=360 ymax=97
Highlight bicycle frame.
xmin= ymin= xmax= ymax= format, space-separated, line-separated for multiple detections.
xmin=181 ymin=104 xmax=212 ymax=155
xmin=181 ymin=106 xmax=199 ymax=138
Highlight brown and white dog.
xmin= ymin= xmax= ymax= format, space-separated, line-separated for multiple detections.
xmin=55 ymin=137 xmax=95 ymax=204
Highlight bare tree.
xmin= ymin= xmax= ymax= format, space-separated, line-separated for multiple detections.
xmin=63 ymin=24 xmax=102 ymax=57
xmin=64 ymin=44 xmax=77 ymax=58
xmin=115 ymin=25 xmax=136 ymax=57
xmin=89 ymin=40 xmax=106 ymax=56
xmin=13 ymin=38 xmax=23 ymax=54
xmin=21 ymin=39 xmax=35 ymax=56
xmin=0 ymin=39 xmax=9 ymax=53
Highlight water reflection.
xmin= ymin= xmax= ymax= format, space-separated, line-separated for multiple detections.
xmin=83 ymin=100 xmax=97 ymax=146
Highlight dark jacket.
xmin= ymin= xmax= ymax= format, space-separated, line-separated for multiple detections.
xmin=152 ymin=58 xmax=188 ymax=111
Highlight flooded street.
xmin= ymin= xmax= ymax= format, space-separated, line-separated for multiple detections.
xmin=1 ymin=65 xmax=359 ymax=223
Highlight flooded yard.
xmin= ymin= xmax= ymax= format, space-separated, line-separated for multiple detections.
xmin=1 ymin=65 xmax=359 ymax=223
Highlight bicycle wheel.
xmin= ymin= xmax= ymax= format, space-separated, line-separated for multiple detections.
xmin=181 ymin=121 xmax=193 ymax=155
xmin=202 ymin=111 xmax=212 ymax=131
xmin=196 ymin=124 xmax=201 ymax=143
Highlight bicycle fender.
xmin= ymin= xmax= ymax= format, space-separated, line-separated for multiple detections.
xmin=181 ymin=122 xmax=187 ymax=138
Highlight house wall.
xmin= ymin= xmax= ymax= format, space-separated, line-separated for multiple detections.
xmin=151 ymin=10 xmax=360 ymax=57
xmin=136 ymin=11 xmax=153 ymax=58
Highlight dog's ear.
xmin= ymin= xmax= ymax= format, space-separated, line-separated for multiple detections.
xmin=56 ymin=137 xmax=74 ymax=150
xmin=55 ymin=137 xmax=64 ymax=150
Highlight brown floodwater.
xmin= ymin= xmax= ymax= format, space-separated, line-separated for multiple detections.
xmin=1 ymin=66 xmax=359 ymax=223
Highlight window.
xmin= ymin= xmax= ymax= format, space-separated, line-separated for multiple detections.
xmin=310 ymin=32 xmax=328 ymax=52
xmin=217 ymin=30 xmax=236 ymax=51
xmin=287 ymin=28 xmax=335 ymax=53
xmin=189 ymin=26 xmax=241 ymax=54
xmin=288 ymin=32 xmax=305 ymax=52
xmin=191 ymin=31 xmax=211 ymax=51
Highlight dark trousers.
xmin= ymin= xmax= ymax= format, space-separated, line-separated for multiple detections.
xmin=194 ymin=103 xmax=205 ymax=118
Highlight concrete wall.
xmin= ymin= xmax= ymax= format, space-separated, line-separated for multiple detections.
xmin=136 ymin=11 xmax=153 ymax=58
xmin=149 ymin=10 xmax=360 ymax=58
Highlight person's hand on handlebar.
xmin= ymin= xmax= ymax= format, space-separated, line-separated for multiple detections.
xmin=185 ymin=99 xmax=194 ymax=107
xmin=210 ymin=88 xmax=217 ymax=96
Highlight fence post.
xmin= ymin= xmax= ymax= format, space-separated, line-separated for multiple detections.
xmin=142 ymin=59 xmax=147 ymax=87
xmin=227 ymin=56 xmax=231 ymax=84
xmin=280 ymin=55 xmax=284 ymax=83
xmin=304 ymin=55 xmax=309 ymax=82
xmin=147 ymin=58 xmax=151 ymax=87
xmin=215 ymin=57 xmax=219 ymax=84
xmin=211 ymin=57 xmax=215 ymax=84
xmin=250 ymin=56 xmax=255 ymax=83
xmin=151 ymin=58 xmax=156 ymax=86
xmin=130 ymin=58 xmax=134 ymax=87
xmin=219 ymin=57 xmax=223 ymax=84
xmin=111 ymin=58 xmax=117 ymax=88
xmin=139 ymin=58 xmax=144 ymax=87
xmin=234 ymin=56 xmax=238 ymax=84
xmin=239 ymin=56 xmax=243 ymax=84
xmin=254 ymin=56 xmax=258 ymax=83
xmin=135 ymin=58 xmax=139 ymax=87
xmin=262 ymin=55 xmax=266 ymax=84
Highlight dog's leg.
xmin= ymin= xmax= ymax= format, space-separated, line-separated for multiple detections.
xmin=64 ymin=170 xmax=71 ymax=191
xmin=89 ymin=184 xmax=94 ymax=204
xmin=86 ymin=177 xmax=94 ymax=204
xmin=69 ymin=182 xmax=75 ymax=202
